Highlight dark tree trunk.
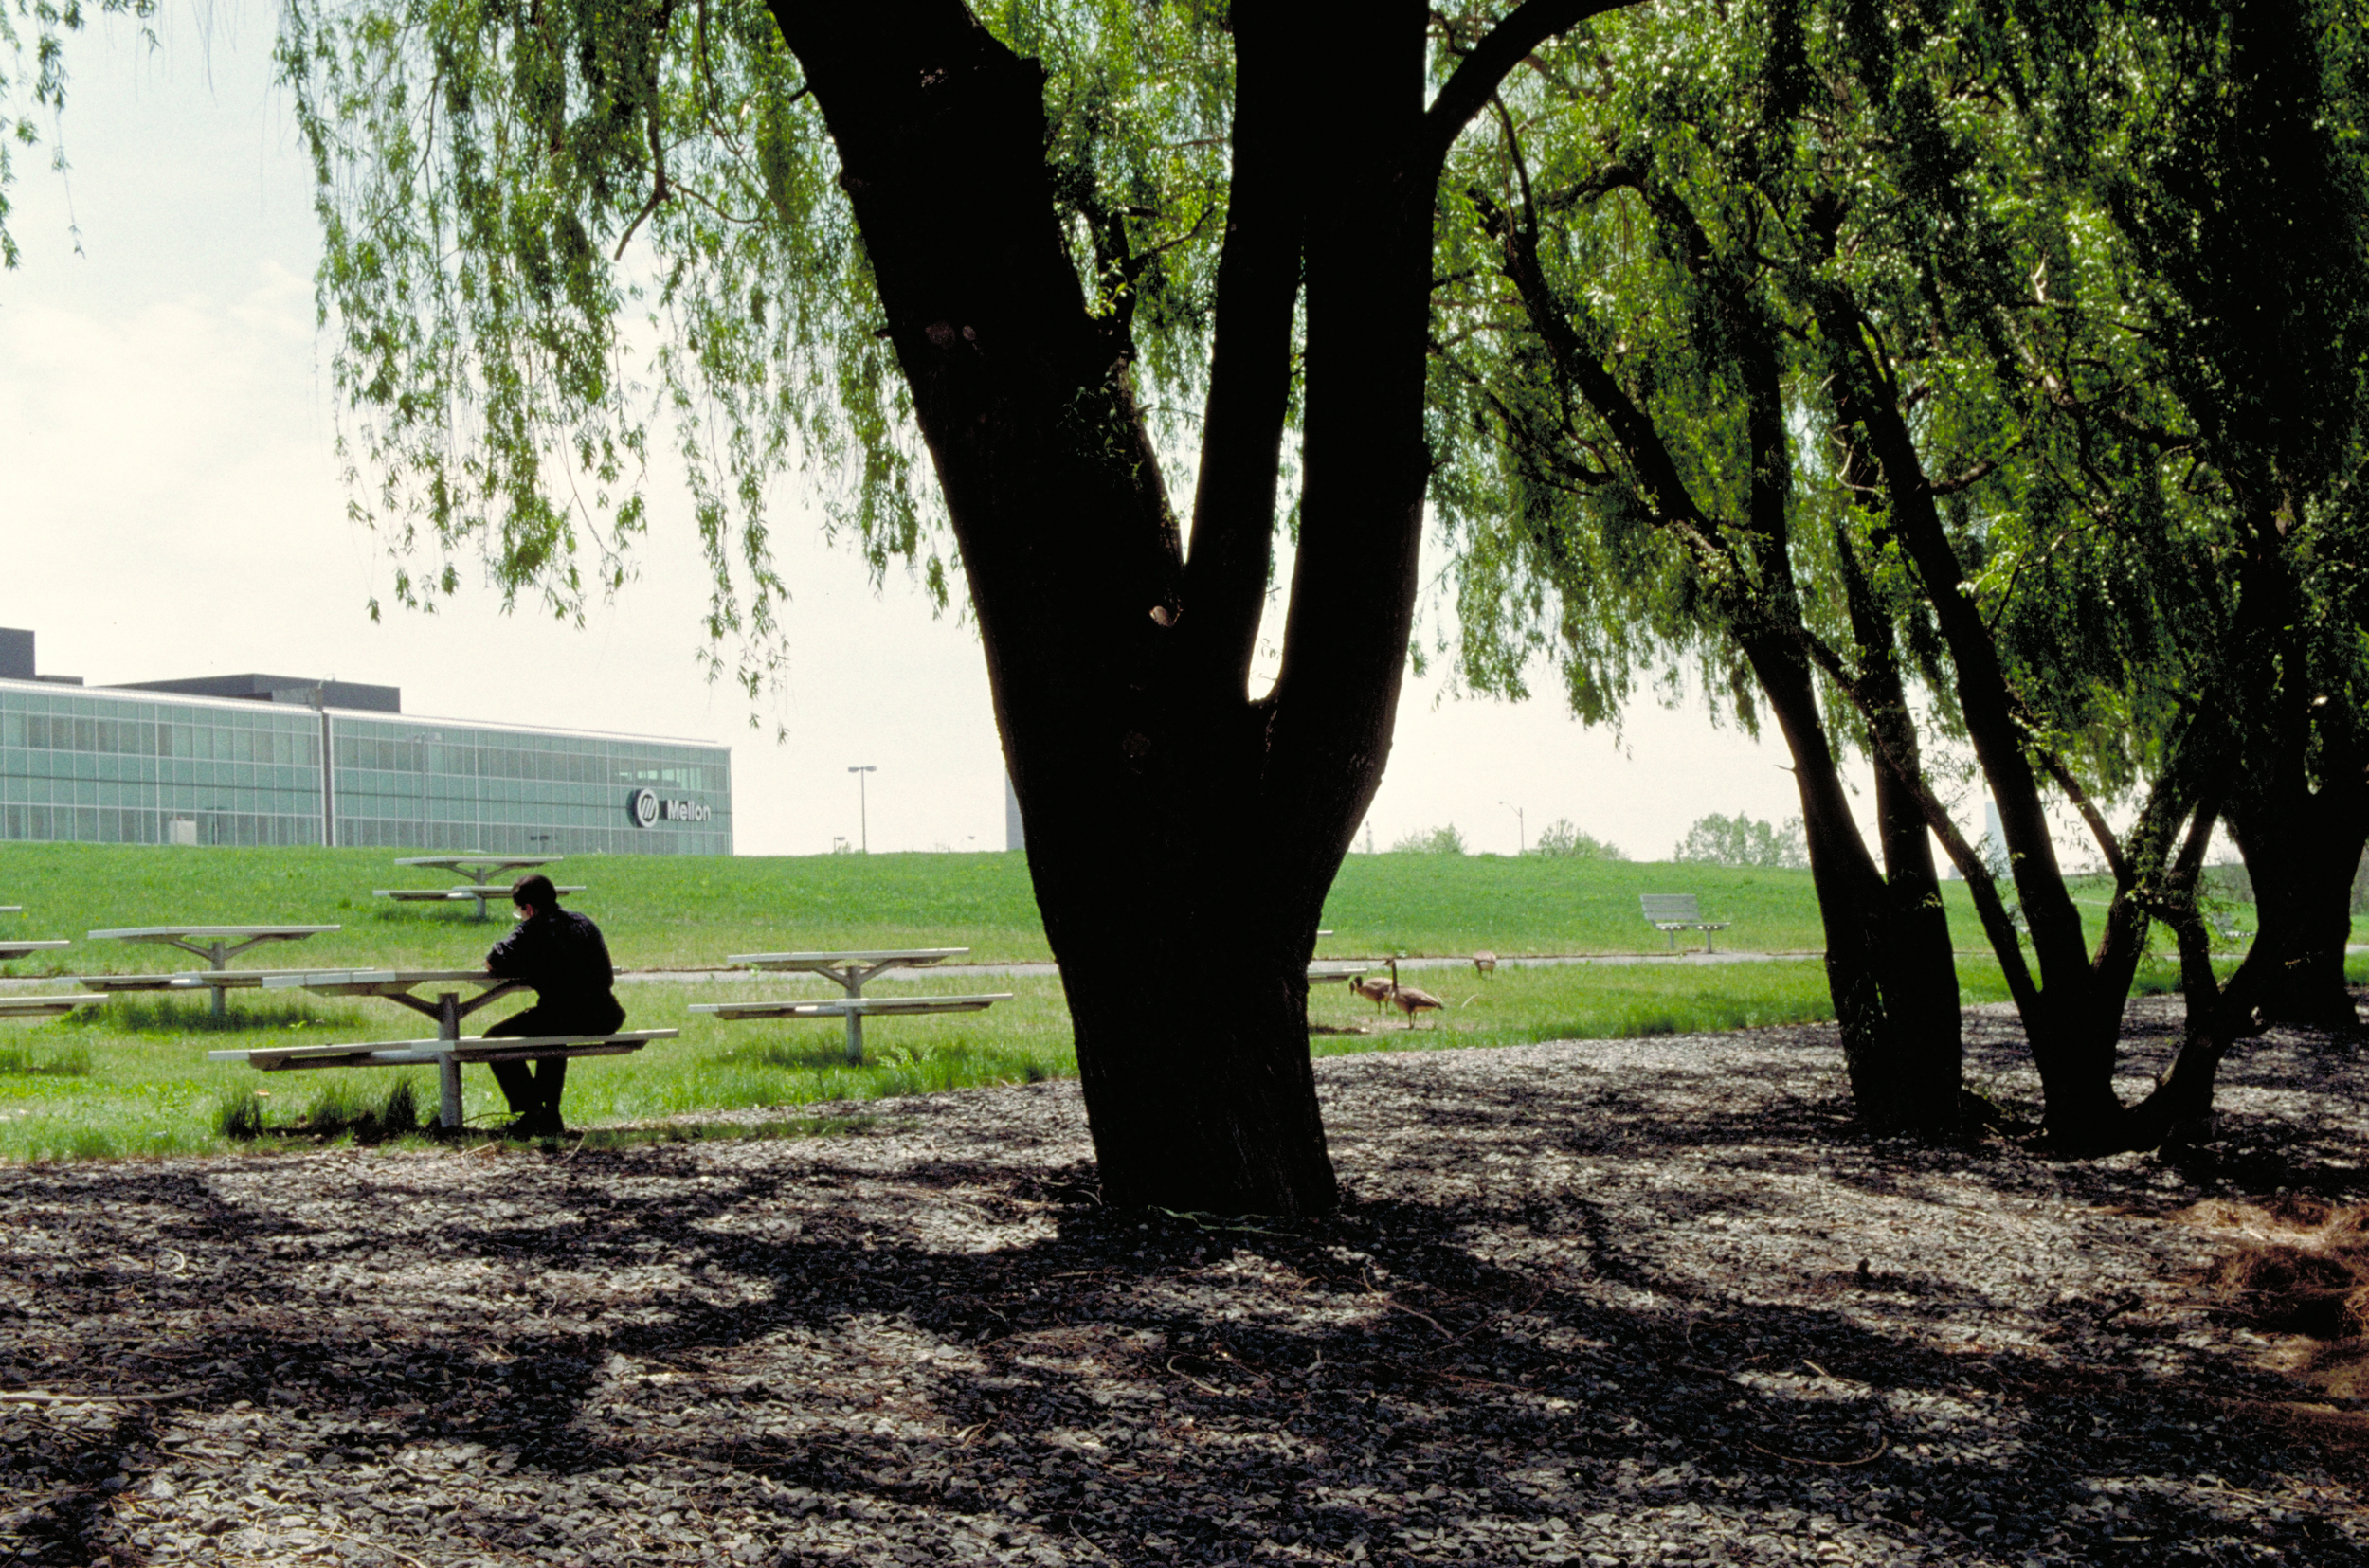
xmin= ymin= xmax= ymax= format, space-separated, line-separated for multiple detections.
xmin=1816 ymin=297 xmax=2204 ymax=1151
xmin=768 ymin=2 xmax=1461 ymax=1214
xmin=2230 ymin=715 xmax=2368 ymax=1034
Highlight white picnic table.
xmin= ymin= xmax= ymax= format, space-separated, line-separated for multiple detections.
xmin=694 ymin=947 xmax=1009 ymax=1063
xmin=260 ymin=967 xmax=535 ymax=1126
xmin=81 ymin=925 xmax=340 ymax=1019
xmin=378 ymin=855 xmax=583 ymax=921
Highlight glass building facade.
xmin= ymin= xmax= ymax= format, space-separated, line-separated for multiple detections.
xmin=0 ymin=679 xmax=731 ymax=856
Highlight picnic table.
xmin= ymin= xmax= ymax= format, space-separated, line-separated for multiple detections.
xmin=377 ymin=855 xmax=585 ymax=921
xmin=693 ymin=947 xmax=1010 ymax=1064
xmin=1306 ymin=960 xmax=1374 ymax=985
xmin=81 ymin=925 xmax=340 ymax=1019
xmin=259 ymin=967 xmax=539 ymax=1126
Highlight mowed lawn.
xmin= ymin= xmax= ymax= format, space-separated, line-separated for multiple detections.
xmin=0 ymin=839 xmax=2280 ymax=1162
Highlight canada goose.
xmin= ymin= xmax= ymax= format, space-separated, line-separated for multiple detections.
xmin=1385 ymin=957 xmax=1443 ymax=1028
xmin=1349 ymin=972 xmax=1393 ymax=1014
xmin=1473 ymin=950 xmax=1498 ymax=978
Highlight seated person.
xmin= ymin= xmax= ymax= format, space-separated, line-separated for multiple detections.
xmin=481 ymin=874 xmax=624 ymax=1136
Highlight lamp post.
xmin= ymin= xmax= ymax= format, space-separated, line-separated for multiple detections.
xmin=1500 ymin=801 xmax=1524 ymax=856
xmin=848 ymin=765 xmax=877 ymax=853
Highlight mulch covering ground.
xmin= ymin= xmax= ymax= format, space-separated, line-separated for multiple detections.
xmin=4 ymin=998 xmax=2366 ymax=1567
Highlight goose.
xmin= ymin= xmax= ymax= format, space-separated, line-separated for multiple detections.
xmin=1473 ymin=950 xmax=1498 ymax=978
xmin=1385 ymin=957 xmax=1444 ymax=1028
xmin=1348 ymin=972 xmax=1394 ymax=1014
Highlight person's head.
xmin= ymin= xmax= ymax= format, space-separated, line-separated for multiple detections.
xmin=511 ymin=873 xmax=560 ymax=917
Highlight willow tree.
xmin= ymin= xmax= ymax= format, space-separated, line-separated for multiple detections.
xmin=1430 ymin=0 xmax=2363 ymax=1151
xmin=2104 ymin=0 xmax=2369 ymax=1036
xmin=1428 ymin=2 xmax=1969 ymax=1138
xmin=261 ymin=0 xmax=1633 ymax=1214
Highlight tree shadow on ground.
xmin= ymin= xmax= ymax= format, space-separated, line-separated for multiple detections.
xmin=3 ymin=1103 xmax=2362 ymax=1567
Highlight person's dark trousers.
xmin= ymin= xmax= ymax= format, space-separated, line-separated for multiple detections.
xmin=484 ymin=997 xmax=625 ymax=1125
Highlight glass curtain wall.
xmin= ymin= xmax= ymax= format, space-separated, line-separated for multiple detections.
xmin=331 ymin=716 xmax=732 ymax=855
xmin=0 ymin=683 xmax=327 ymax=847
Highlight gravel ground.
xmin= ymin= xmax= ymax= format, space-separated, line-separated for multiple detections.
xmin=4 ymin=1000 xmax=2365 ymax=1567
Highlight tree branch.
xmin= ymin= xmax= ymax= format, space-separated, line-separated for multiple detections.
xmin=1420 ymin=0 xmax=1642 ymax=169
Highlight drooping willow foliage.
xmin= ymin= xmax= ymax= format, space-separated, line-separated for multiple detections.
xmin=0 ymin=0 xmax=155 ymax=269
xmin=270 ymin=0 xmax=1239 ymax=695
xmin=1425 ymin=0 xmax=2369 ymax=806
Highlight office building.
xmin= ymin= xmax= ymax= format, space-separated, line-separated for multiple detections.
xmin=0 ymin=630 xmax=731 ymax=855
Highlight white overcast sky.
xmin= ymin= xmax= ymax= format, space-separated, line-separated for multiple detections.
xmin=0 ymin=9 xmax=1864 ymax=859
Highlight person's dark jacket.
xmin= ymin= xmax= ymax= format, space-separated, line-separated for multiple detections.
xmin=486 ymin=908 xmax=621 ymax=1031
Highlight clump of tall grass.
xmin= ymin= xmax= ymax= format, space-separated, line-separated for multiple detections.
xmin=217 ymin=1075 xmax=425 ymax=1143
xmin=64 ymin=997 xmax=371 ymax=1036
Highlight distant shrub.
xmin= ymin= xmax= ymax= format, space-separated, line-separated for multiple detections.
xmin=1389 ymin=823 xmax=1468 ymax=855
xmin=1531 ymin=819 xmax=1626 ymax=860
xmin=1673 ymin=812 xmax=1807 ymax=869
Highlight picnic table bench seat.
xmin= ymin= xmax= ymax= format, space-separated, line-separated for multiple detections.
xmin=70 ymin=969 xmax=297 ymax=994
xmin=0 ymin=939 xmax=68 ymax=959
xmin=374 ymin=884 xmax=587 ymax=903
xmin=1639 ymin=893 xmax=1731 ymax=953
xmin=209 ymin=1029 xmax=678 ymax=1130
xmin=691 ymin=994 xmax=1013 ymax=1023
xmin=0 ymin=995 xmax=102 ymax=1019
xmin=212 ymin=1030 xmax=676 ymax=1072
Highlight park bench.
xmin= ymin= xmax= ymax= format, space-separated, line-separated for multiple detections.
xmin=208 ymin=1029 xmax=678 ymax=1130
xmin=1640 ymin=893 xmax=1730 ymax=953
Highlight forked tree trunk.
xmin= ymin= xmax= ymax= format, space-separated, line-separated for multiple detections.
xmin=771 ymin=2 xmax=1444 ymax=1214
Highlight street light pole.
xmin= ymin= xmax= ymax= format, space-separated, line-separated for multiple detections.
xmin=848 ymin=765 xmax=877 ymax=853
xmin=1500 ymin=801 xmax=1524 ymax=856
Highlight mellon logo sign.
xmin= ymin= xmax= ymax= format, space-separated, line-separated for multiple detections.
xmin=626 ymin=787 xmax=712 ymax=828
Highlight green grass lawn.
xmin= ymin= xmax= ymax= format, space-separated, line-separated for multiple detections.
xmin=0 ymin=840 xmax=2286 ymax=978
xmin=0 ymin=951 xmax=2107 ymax=1163
xmin=0 ymin=838 xmax=2306 ymax=1163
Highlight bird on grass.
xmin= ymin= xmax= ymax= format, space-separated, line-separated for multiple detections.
xmin=1385 ymin=957 xmax=1443 ymax=1029
xmin=1348 ymin=972 xmax=1393 ymax=1015
xmin=1473 ymin=950 xmax=1498 ymax=978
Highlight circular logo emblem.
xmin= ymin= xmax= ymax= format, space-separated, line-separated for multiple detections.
xmin=629 ymin=787 xmax=660 ymax=828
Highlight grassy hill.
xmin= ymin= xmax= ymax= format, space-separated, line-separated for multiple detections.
xmin=0 ymin=840 xmax=2276 ymax=979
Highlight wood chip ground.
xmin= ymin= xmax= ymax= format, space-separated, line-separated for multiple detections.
xmin=4 ymin=998 xmax=2365 ymax=1566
